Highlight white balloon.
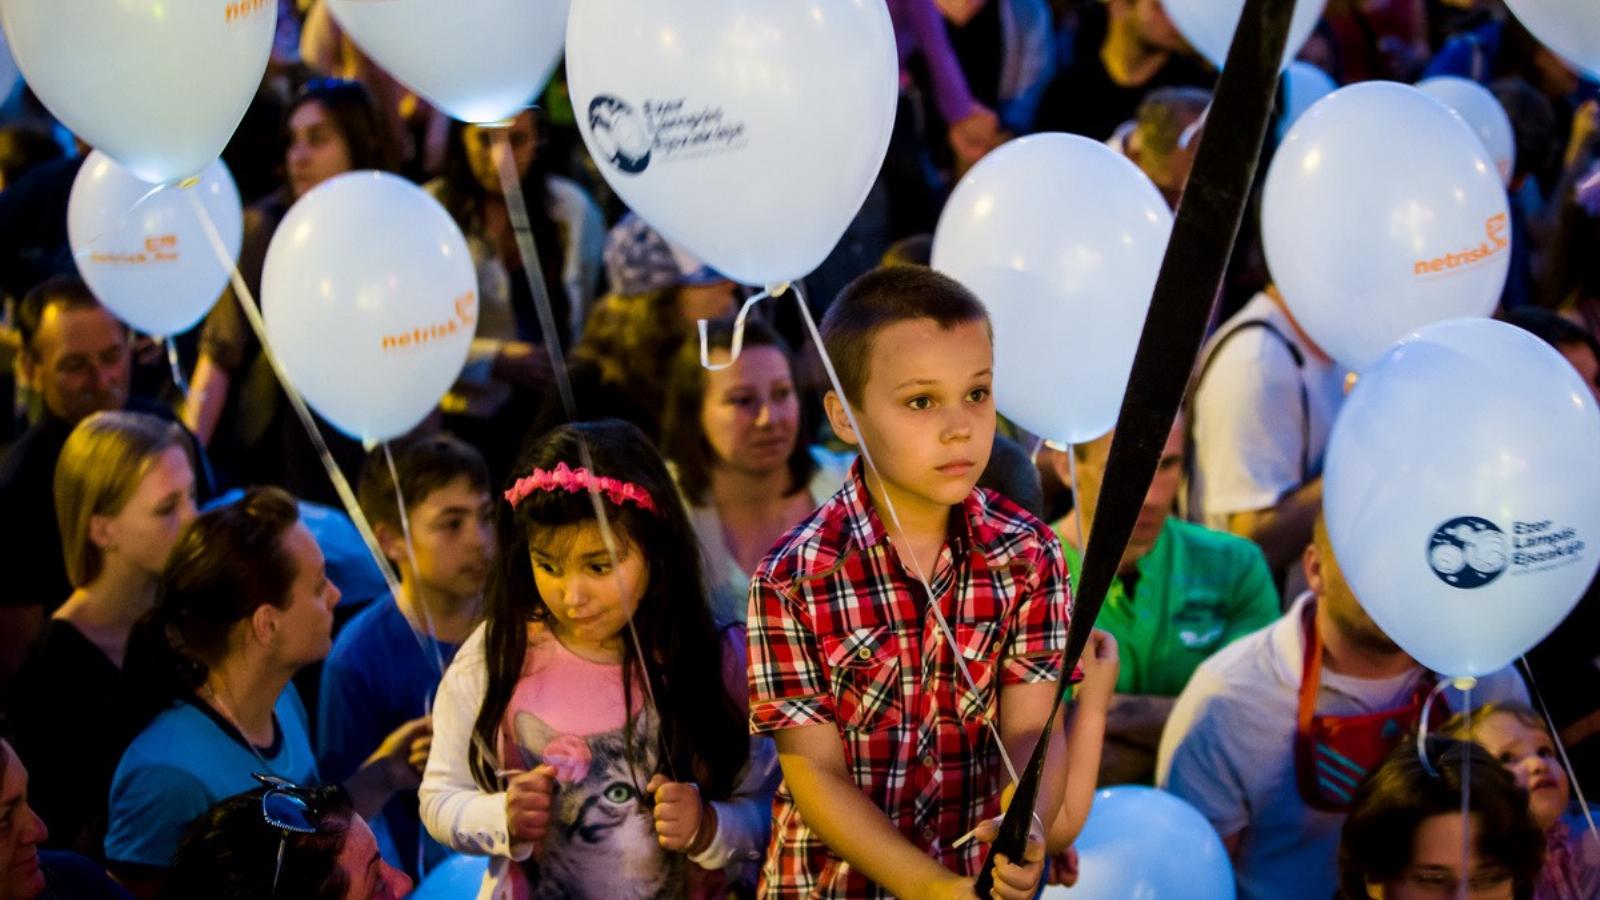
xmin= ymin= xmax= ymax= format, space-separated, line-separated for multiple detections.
xmin=0 ymin=0 xmax=273 ymax=184
xmin=327 ymin=0 xmax=568 ymax=124
xmin=1325 ymin=318 xmax=1600 ymax=678
xmin=933 ymin=134 xmax=1172 ymax=445
xmin=1418 ymin=76 xmax=1517 ymax=186
xmin=0 ymin=26 xmax=19 ymax=104
xmin=1163 ymin=0 xmax=1327 ymax=71
xmin=1278 ymin=61 xmax=1336 ymax=140
xmin=67 ymin=152 xmax=243 ymax=338
xmin=1503 ymin=0 xmax=1600 ymax=80
xmin=567 ymin=0 xmax=899 ymax=287
xmin=1043 ymin=787 xmax=1234 ymax=900
xmin=263 ymin=172 xmax=477 ymax=443
xmin=1263 ymin=81 xmax=1510 ymax=372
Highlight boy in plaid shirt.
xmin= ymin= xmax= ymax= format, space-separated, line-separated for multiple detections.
xmin=747 ymin=268 xmax=1077 ymax=898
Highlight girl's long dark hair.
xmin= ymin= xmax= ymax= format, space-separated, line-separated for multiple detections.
xmin=469 ymin=420 xmax=748 ymax=798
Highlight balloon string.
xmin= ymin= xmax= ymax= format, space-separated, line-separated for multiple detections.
xmin=182 ymin=190 xmax=407 ymax=611
xmin=383 ymin=441 xmax=452 ymax=682
xmin=1521 ymin=656 xmax=1600 ymax=843
xmin=782 ymin=282 xmax=1020 ymax=786
xmin=1065 ymin=445 xmax=1086 ymax=576
xmin=698 ymin=287 xmax=775 ymax=371
xmin=1458 ymin=682 xmax=1472 ymax=900
xmin=1416 ymin=677 xmax=1458 ymax=778
xmin=488 ymin=126 xmax=676 ymax=783
xmin=165 ymin=336 xmax=190 ymax=399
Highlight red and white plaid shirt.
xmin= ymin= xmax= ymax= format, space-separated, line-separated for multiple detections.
xmin=747 ymin=461 xmax=1071 ymax=898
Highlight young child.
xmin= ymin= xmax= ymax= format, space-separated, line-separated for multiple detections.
xmin=319 ymin=433 xmax=496 ymax=878
xmin=1446 ymin=703 xmax=1600 ymax=900
xmin=747 ymin=267 xmax=1077 ymax=899
xmin=420 ymin=419 xmax=778 ymax=899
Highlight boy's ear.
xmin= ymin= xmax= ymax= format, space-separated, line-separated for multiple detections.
xmin=373 ymin=521 xmax=407 ymax=570
xmin=823 ymin=390 xmax=860 ymax=448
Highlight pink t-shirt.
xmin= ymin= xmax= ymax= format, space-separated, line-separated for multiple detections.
xmin=498 ymin=625 xmax=676 ymax=899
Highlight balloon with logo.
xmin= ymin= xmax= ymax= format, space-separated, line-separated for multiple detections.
xmin=1262 ymin=82 xmax=1510 ymax=372
xmin=67 ymin=152 xmax=243 ymax=338
xmin=1503 ymin=0 xmax=1600 ymax=80
xmin=326 ymin=0 xmax=569 ymax=124
xmin=1324 ymin=318 xmax=1600 ymax=678
xmin=1163 ymin=0 xmax=1327 ymax=71
xmin=0 ymin=0 xmax=273 ymax=184
xmin=1278 ymin=62 xmax=1336 ymax=140
xmin=1041 ymin=787 xmax=1233 ymax=900
xmin=262 ymin=172 xmax=476 ymax=443
xmin=932 ymin=134 xmax=1172 ymax=444
xmin=1418 ymin=76 xmax=1516 ymax=185
xmin=566 ymin=0 xmax=898 ymax=288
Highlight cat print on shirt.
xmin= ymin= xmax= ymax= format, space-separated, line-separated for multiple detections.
xmin=509 ymin=711 xmax=687 ymax=900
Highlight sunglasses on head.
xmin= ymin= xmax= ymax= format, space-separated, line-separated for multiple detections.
xmin=253 ymin=773 xmax=330 ymax=895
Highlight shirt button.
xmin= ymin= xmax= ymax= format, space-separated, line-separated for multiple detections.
xmin=922 ymin=754 xmax=937 ymax=769
xmin=922 ymin=826 xmax=938 ymax=843
xmin=857 ymin=646 xmax=873 ymax=661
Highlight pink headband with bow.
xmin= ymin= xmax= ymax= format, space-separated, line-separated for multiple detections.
xmin=504 ymin=462 xmax=659 ymax=516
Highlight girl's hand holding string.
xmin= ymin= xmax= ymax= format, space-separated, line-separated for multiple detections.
xmin=645 ymin=774 xmax=716 ymax=855
xmin=505 ymin=764 xmax=559 ymax=848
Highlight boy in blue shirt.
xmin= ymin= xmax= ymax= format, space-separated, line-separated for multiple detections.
xmin=319 ymin=433 xmax=494 ymax=878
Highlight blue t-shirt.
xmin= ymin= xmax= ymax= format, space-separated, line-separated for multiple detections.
xmin=105 ymin=687 xmax=317 ymax=869
xmin=318 ymin=596 xmax=459 ymax=878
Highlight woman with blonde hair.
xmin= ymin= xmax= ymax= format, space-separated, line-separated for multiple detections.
xmin=6 ymin=410 xmax=197 ymax=857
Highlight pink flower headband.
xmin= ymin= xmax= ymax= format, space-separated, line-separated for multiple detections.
xmin=504 ymin=462 xmax=659 ymax=516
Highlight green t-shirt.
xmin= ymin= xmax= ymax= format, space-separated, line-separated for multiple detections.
xmin=1056 ymin=517 xmax=1279 ymax=697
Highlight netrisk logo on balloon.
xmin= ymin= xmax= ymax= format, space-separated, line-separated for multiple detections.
xmin=1411 ymin=213 xmax=1510 ymax=279
xmin=588 ymin=95 xmax=747 ymax=175
xmin=224 ymin=0 xmax=272 ymax=24
xmin=380 ymin=291 xmax=478 ymax=354
xmin=1428 ymin=514 xmax=1587 ymax=589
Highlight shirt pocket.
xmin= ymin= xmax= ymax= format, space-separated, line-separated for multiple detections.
xmin=953 ymin=622 xmax=1001 ymax=722
xmin=821 ymin=626 xmax=903 ymax=733
xmin=1172 ymin=596 xmax=1228 ymax=653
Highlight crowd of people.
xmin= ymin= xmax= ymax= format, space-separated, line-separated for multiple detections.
xmin=1 ymin=0 xmax=1599 ymax=897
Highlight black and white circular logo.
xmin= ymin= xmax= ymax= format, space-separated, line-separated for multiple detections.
xmin=588 ymin=95 xmax=653 ymax=175
xmin=1428 ymin=516 xmax=1509 ymax=589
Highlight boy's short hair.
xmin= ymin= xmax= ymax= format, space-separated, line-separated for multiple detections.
xmin=358 ymin=433 xmax=490 ymax=532
xmin=820 ymin=266 xmax=990 ymax=406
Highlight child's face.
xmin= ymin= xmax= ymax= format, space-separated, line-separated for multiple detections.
xmin=406 ymin=476 xmax=495 ymax=604
xmin=830 ymin=317 xmax=995 ymax=515
xmin=528 ymin=523 xmax=648 ymax=652
xmin=1475 ymin=711 xmax=1568 ymax=831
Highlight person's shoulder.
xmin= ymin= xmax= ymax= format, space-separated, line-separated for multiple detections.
xmin=1186 ymin=619 xmax=1278 ymax=689
xmin=753 ymin=488 xmax=854 ymax=586
xmin=1166 ymin=518 xmax=1270 ymax=566
xmin=544 ymin=174 xmax=601 ymax=214
xmin=326 ymin=596 xmax=401 ymax=666
xmin=38 ymin=849 xmax=131 ymax=899
xmin=976 ymin=487 xmax=1056 ymax=542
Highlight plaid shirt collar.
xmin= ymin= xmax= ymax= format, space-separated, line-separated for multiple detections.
xmin=835 ymin=458 xmax=1015 ymax=572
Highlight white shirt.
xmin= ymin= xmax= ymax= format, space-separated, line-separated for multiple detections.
xmin=1191 ymin=292 xmax=1349 ymax=529
xmin=1156 ymin=593 xmax=1530 ymax=900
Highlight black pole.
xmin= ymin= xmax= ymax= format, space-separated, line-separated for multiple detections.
xmin=971 ymin=0 xmax=1295 ymax=893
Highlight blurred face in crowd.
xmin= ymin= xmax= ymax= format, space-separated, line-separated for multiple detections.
xmin=465 ymin=111 xmax=537 ymax=194
xmin=702 ymin=346 xmax=801 ymax=479
xmin=1059 ymin=415 xmax=1185 ymax=566
xmin=1473 ymin=712 xmax=1568 ymax=832
xmin=0 ymin=741 xmax=48 ymax=900
xmin=1121 ymin=0 xmax=1188 ymax=54
xmin=1369 ymin=813 xmax=1514 ymax=900
xmin=1306 ymin=519 xmax=1403 ymax=656
xmin=95 ymin=446 xmax=198 ymax=579
xmin=334 ymin=814 xmax=412 ymax=900
xmin=828 ymin=318 xmax=996 ymax=514
xmin=1558 ymin=340 xmax=1600 ymax=406
xmin=286 ymin=100 xmax=354 ymax=199
xmin=261 ymin=522 xmax=340 ymax=670
xmin=401 ymin=477 xmax=495 ymax=604
xmin=24 ymin=301 xmax=130 ymax=424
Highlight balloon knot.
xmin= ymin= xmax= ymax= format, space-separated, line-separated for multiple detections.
xmin=768 ymin=281 xmax=793 ymax=297
xmin=1452 ymin=676 xmax=1479 ymax=691
xmin=177 ymin=175 xmax=203 ymax=189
